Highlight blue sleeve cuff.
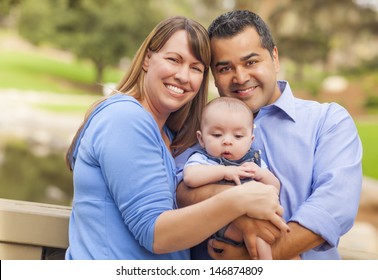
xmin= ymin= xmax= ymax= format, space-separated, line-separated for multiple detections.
xmin=289 ymin=204 xmax=341 ymax=251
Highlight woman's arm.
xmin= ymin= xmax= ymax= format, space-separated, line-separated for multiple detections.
xmin=176 ymin=180 xmax=232 ymax=208
xmin=154 ymin=183 xmax=288 ymax=254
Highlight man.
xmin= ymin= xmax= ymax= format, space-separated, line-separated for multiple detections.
xmin=175 ymin=10 xmax=362 ymax=260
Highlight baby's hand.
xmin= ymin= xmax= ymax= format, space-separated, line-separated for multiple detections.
xmin=241 ymin=162 xmax=263 ymax=181
xmin=223 ymin=165 xmax=253 ymax=185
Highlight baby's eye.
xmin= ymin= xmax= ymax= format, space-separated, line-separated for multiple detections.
xmin=212 ymin=133 xmax=222 ymax=138
xmin=235 ymin=135 xmax=244 ymax=139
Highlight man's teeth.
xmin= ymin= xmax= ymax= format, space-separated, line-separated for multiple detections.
xmin=167 ymin=85 xmax=184 ymax=94
xmin=237 ymin=86 xmax=256 ymax=93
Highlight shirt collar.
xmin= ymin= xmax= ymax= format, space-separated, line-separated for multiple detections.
xmin=259 ymin=80 xmax=296 ymax=122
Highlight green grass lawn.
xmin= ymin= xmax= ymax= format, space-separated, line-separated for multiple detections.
xmin=34 ymin=103 xmax=92 ymax=114
xmin=356 ymin=121 xmax=378 ymax=179
xmin=0 ymin=50 xmax=122 ymax=95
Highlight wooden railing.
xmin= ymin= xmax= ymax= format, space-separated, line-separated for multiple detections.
xmin=0 ymin=198 xmax=70 ymax=260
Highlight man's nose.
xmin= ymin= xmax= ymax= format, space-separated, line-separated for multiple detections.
xmin=233 ymin=67 xmax=249 ymax=84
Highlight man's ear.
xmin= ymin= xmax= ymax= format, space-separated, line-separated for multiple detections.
xmin=142 ymin=49 xmax=152 ymax=71
xmin=196 ymin=130 xmax=205 ymax=148
xmin=214 ymin=80 xmax=219 ymax=90
xmin=213 ymin=74 xmax=220 ymax=90
xmin=272 ymin=46 xmax=280 ymax=73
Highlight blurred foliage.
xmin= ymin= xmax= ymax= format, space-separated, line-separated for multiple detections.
xmin=17 ymin=0 xmax=161 ymax=84
xmin=340 ymin=56 xmax=378 ymax=108
xmin=341 ymin=55 xmax=378 ymax=76
xmin=3 ymin=0 xmax=378 ymax=86
xmin=366 ymin=96 xmax=378 ymax=109
xmin=0 ymin=141 xmax=73 ymax=206
xmin=269 ymin=0 xmax=378 ymax=80
xmin=0 ymin=0 xmax=20 ymax=17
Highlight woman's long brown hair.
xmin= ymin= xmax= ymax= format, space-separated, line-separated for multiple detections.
xmin=66 ymin=16 xmax=210 ymax=170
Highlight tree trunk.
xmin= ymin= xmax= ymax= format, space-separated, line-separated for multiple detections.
xmin=95 ymin=61 xmax=105 ymax=85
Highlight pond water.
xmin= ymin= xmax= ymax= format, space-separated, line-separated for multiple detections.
xmin=0 ymin=141 xmax=73 ymax=206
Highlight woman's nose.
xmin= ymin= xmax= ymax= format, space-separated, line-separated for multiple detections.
xmin=174 ymin=65 xmax=190 ymax=84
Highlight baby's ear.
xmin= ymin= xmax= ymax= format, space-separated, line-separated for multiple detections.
xmin=196 ymin=130 xmax=205 ymax=147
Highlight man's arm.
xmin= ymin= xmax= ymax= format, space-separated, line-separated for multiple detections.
xmin=271 ymin=222 xmax=324 ymax=259
xmin=286 ymin=104 xmax=362 ymax=253
xmin=208 ymin=221 xmax=324 ymax=260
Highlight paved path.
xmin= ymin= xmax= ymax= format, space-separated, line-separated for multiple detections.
xmin=0 ymin=89 xmax=97 ymax=151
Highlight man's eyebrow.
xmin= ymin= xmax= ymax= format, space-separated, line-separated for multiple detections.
xmin=241 ymin=52 xmax=259 ymax=61
xmin=214 ymin=52 xmax=260 ymax=67
xmin=214 ymin=60 xmax=229 ymax=67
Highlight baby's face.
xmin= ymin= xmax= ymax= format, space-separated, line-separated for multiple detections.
xmin=198 ymin=109 xmax=253 ymax=160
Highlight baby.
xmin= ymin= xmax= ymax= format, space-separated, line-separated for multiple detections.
xmin=183 ymin=96 xmax=280 ymax=259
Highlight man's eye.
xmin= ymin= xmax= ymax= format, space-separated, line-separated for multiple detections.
xmin=247 ymin=60 xmax=257 ymax=66
xmin=218 ymin=66 xmax=230 ymax=73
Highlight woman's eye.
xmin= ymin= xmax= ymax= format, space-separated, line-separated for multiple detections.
xmin=168 ymin=57 xmax=178 ymax=63
xmin=192 ymin=66 xmax=204 ymax=73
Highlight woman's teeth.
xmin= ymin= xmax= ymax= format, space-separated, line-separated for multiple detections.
xmin=166 ymin=85 xmax=184 ymax=94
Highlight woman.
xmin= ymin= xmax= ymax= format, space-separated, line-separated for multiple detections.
xmin=65 ymin=16 xmax=288 ymax=260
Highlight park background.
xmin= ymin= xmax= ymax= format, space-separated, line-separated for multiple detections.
xmin=0 ymin=0 xmax=377 ymax=257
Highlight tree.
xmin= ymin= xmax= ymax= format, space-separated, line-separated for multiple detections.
xmin=269 ymin=0 xmax=378 ymax=76
xmin=18 ymin=0 xmax=161 ymax=85
xmin=0 ymin=0 xmax=21 ymax=20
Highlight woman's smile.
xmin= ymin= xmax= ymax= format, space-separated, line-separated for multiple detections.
xmin=165 ymin=83 xmax=185 ymax=95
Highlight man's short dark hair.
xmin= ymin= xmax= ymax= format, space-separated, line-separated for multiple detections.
xmin=208 ymin=10 xmax=276 ymax=57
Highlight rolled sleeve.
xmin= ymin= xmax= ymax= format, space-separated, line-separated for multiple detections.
xmin=289 ymin=204 xmax=341 ymax=250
